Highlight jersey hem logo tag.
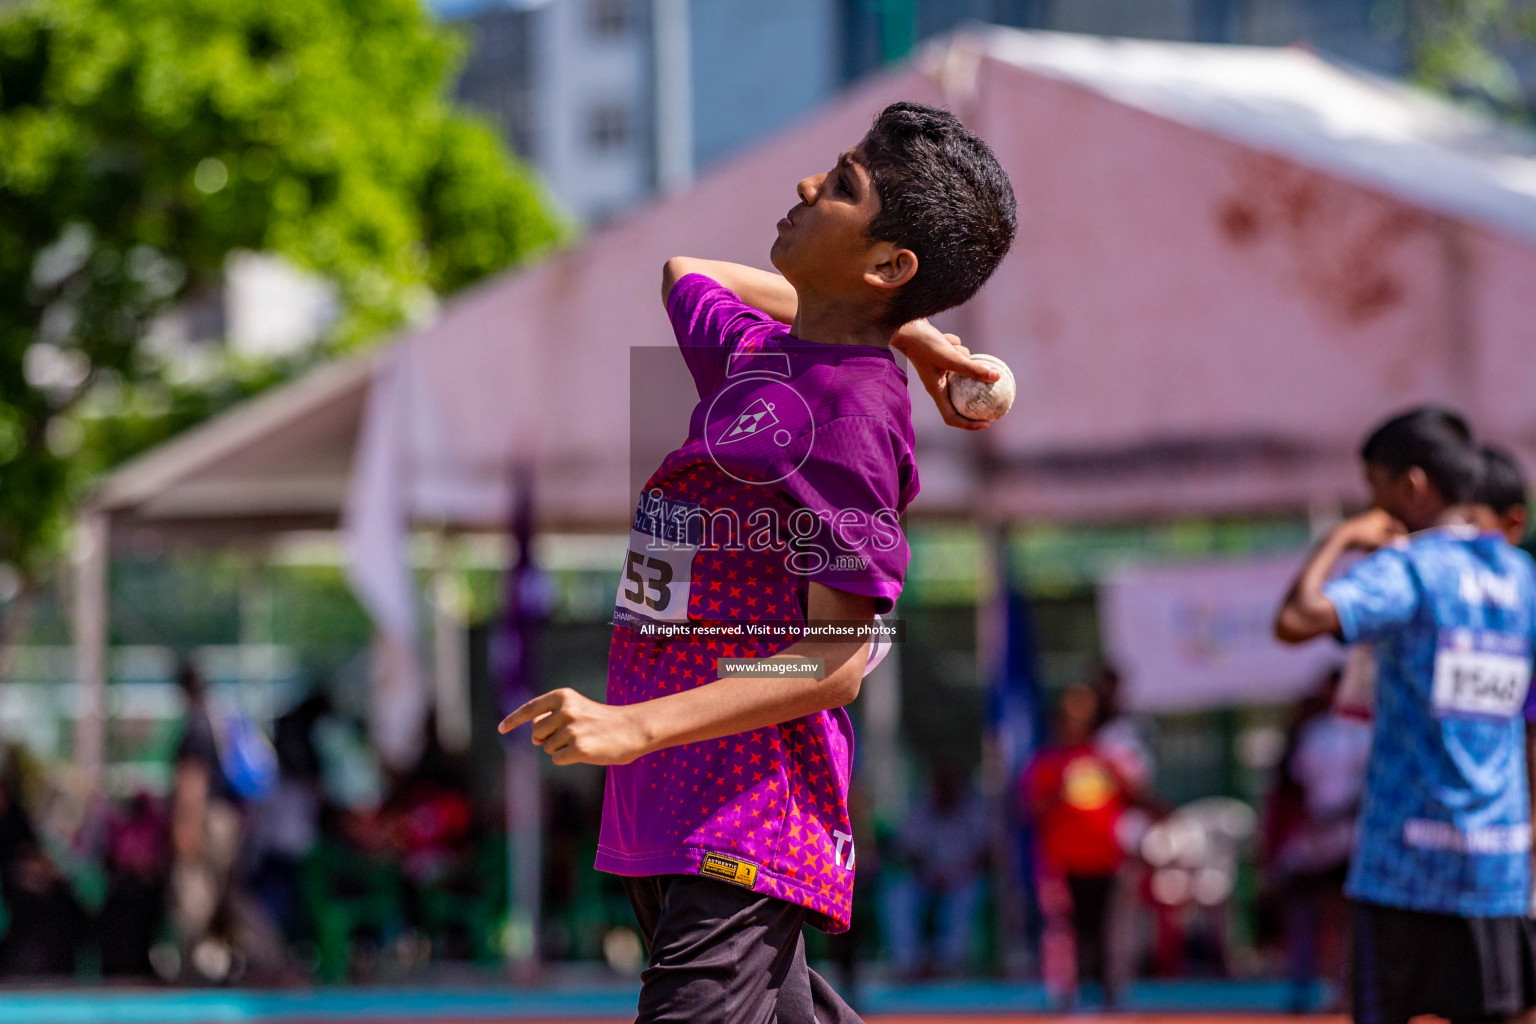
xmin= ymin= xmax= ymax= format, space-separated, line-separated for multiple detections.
xmin=700 ymin=852 xmax=758 ymax=889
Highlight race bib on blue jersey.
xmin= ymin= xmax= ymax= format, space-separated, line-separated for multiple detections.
xmin=614 ymin=491 xmax=701 ymax=627
xmin=1431 ymin=628 xmax=1533 ymax=719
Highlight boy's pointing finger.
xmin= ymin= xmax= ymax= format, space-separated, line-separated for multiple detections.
xmin=498 ymin=690 xmax=562 ymax=734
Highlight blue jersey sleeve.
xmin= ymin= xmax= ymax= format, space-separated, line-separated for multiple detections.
xmin=1322 ymin=548 xmax=1421 ymax=643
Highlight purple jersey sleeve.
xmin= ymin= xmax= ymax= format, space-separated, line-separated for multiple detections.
xmin=776 ymin=415 xmax=916 ymax=615
xmin=665 ymin=273 xmax=780 ymax=398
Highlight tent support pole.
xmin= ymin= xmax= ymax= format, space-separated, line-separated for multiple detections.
xmin=432 ymin=533 xmax=472 ymax=753
xmin=861 ymin=638 xmax=902 ymax=824
xmin=980 ymin=522 xmax=1029 ymax=977
xmin=72 ymin=509 xmax=109 ymax=801
xmin=507 ymin=737 xmax=542 ymax=976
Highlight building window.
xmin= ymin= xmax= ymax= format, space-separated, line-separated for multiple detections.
xmin=588 ymin=0 xmax=630 ymax=38
xmin=587 ymin=104 xmax=631 ymax=152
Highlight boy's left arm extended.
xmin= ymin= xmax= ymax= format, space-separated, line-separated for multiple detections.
xmin=499 ymin=582 xmax=875 ymax=766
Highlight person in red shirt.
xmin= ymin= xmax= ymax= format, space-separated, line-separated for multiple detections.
xmin=1023 ymin=685 xmax=1132 ymax=1007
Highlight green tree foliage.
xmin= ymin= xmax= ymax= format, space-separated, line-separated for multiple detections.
xmin=1404 ymin=0 xmax=1536 ymax=117
xmin=0 ymin=0 xmax=564 ymax=575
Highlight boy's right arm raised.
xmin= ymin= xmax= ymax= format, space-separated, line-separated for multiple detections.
xmin=1273 ymin=509 xmax=1402 ymax=643
xmin=661 ymin=258 xmax=1004 ymax=431
xmin=662 ymin=258 xmax=798 ymax=322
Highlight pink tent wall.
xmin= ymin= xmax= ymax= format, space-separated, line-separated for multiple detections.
xmin=955 ymin=41 xmax=1536 ymax=520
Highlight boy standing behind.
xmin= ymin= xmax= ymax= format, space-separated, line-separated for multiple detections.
xmin=501 ymin=103 xmax=1016 ymax=1023
xmin=1276 ymin=408 xmax=1536 ymax=1024
xmin=1478 ymin=445 xmax=1530 ymax=547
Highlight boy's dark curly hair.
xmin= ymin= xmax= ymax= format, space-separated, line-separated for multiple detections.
xmin=1360 ymin=406 xmax=1481 ymax=503
xmin=862 ymin=102 xmax=1017 ymax=329
xmin=1480 ymin=445 xmax=1527 ymax=516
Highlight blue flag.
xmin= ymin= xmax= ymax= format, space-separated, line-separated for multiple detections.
xmin=984 ymin=549 xmax=1046 ymax=785
xmin=983 ymin=538 xmax=1049 ymax=960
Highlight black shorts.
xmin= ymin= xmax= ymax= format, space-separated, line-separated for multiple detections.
xmin=1353 ymin=899 xmax=1536 ymax=1024
xmin=623 ymin=874 xmax=863 ymax=1024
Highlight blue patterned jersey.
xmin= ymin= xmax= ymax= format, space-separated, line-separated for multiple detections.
xmin=1324 ymin=526 xmax=1536 ymax=916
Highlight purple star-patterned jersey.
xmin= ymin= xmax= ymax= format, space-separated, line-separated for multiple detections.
xmin=594 ymin=274 xmax=918 ymax=932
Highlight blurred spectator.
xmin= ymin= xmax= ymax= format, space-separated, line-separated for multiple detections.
xmin=1090 ymin=665 xmax=1155 ymax=792
xmin=1138 ymin=797 xmax=1255 ymax=977
xmin=247 ymin=694 xmax=328 ymax=940
xmin=541 ymin=783 xmax=586 ymax=959
xmin=1332 ymin=644 xmax=1376 ymax=721
xmin=99 ymin=792 xmax=169 ymax=976
xmin=168 ymin=658 xmax=244 ymax=980
xmin=314 ymin=714 xmax=386 ymax=813
xmin=387 ymin=729 xmax=474 ymax=891
xmin=0 ymin=746 xmax=85 ymax=977
xmin=1088 ymin=664 xmax=1156 ymax=997
xmin=883 ymin=763 xmax=990 ymax=979
xmin=166 ymin=658 xmax=291 ymax=984
xmin=1023 ymin=685 xmax=1133 ymax=1008
xmin=1261 ymin=668 xmax=1370 ymax=1012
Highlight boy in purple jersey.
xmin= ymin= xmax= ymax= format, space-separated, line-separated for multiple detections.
xmin=499 ymin=103 xmax=1016 ymax=1023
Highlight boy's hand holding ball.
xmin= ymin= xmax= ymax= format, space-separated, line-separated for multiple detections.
xmin=946 ymin=353 xmax=1015 ymax=423
xmin=892 ymin=319 xmax=1015 ymax=428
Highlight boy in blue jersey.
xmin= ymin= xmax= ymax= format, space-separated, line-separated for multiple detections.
xmin=1277 ymin=408 xmax=1536 ymax=1024
xmin=1478 ymin=446 xmax=1530 ymax=549
xmin=1477 ymin=445 xmax=1536 ymax=932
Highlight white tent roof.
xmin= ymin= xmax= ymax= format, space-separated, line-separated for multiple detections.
xmin=94 ymin=354 xmax=374 ymax=541
xmin=959 ymin=29 xmax=1536 ymax=519
xmin=979 ymin=31 xmax=1536 ymax=245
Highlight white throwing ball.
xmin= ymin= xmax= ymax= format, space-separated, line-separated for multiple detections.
xmin=947 ymin=353 xmax=1016 ymax=422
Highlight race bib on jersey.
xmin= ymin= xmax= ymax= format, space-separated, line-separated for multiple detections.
xmin=613 ymin=491 xmax=701 ymax=628
xmin=1431 ymin=629 xmax=1532 ymax=719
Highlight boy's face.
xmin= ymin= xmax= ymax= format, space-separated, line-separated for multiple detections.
xmin=1365 ymin=461 xmax=1443 ymax=532
xmin=1056 ymin=688 xmax=1097 ymax=745
xmin=1503 ymin=507 xmax=1530 ymax=545
xmin=769 ymin=141 xmax=915 ymax=311
xmin=1474 ymin=504 xmax=1531 ymax=545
